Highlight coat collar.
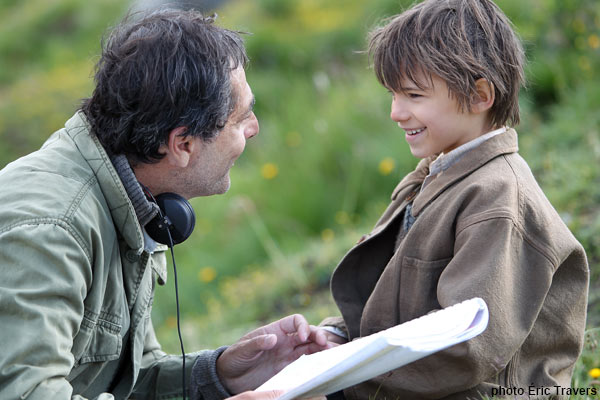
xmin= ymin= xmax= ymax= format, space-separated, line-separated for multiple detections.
xmin=390 ymin=156 xmax=435 ymax=201
xmin=64 ymin=111 xmax=145 ymax=254
xmin=391 ymin=129 xmax=519 ymax=217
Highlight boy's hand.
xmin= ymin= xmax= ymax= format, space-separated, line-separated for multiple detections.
xmin=217 ymin=314 xmax=333 ymax=394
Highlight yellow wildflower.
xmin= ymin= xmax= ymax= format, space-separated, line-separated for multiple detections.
xmin=588 ymin=34 xmax=600 ymax=49
xmin=261 ymin=163 xmax=279 ymax=179
xmin=378 ymin=157 xmax=395 ymax=176
xmin=198 ymin=266 xmax=217 ymax=283
xmin=321 ymin=228 xmax=334 ymax=242
xmin=590 ymin=368 xmax=600 ymax=379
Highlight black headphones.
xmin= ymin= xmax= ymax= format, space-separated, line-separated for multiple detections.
xmin=144 ymin=192 xmax=196 ymax=246
xmin=141 ymin=189 xmax=194 ymax=399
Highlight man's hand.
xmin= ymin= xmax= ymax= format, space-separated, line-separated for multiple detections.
xmin=227 ymin=392 xmax=326 ymax=400
xmin=217 ymin=314 xmax=332 ymax=394
xmin=226 ymin=390 xmax=284 ymax=399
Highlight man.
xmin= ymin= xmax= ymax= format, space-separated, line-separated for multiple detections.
xmin=0 ymin=9 xmax=329 ymax=399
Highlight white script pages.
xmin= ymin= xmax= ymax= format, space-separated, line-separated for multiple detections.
xmin=258 ymin=297 xmax=489 ymax=400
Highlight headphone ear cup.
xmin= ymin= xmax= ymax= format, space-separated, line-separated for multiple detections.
xmin=145 ymin=192 xmax=196 ymax=245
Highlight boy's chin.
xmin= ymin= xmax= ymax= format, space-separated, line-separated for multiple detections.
xmin=408 ymin=148 xmax=433 ymax=159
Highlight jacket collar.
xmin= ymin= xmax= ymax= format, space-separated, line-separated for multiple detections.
xmin=391 ymin=129 xmax=519 ymax=217
xmin=64 ymin=111 xmax=145 ymax=254
xmin=390 ymin=156 xmax=435 ymax=201
xmin=110 ymin=153 xmax=160 ymax=228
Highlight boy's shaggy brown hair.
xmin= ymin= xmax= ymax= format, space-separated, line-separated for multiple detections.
xmin=369 ymin=0 xmax=525 ymax=127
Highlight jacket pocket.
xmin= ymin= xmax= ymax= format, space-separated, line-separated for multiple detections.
xmin=399 ymin=256 xmax=451 ymax=321
xmin=150 ymin=245 xmax=169 ymax=286
xmin=73 ymin=309 xmax=123 ymax=365
xmin=503 ymin=349 xmax=521 ymax=388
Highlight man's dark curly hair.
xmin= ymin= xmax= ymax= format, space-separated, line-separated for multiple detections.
xmin=81 ymin=9 xmax=248 ymax=163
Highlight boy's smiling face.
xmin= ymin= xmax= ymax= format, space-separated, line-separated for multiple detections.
xmin=390 ymin=72 xmax=492 ymax=159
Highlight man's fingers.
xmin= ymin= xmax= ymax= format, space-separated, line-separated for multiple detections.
xmin=277 ymin=314 xmax=310 ymax=342
xmin=228 ymin=334 xmax=278 ymax=364
xmin=288 ymin=341 xmax=334 ymax=358
xmin=227 ymin=390 xmax=285 ymax=399
xmin=307 ymin=326 xmax=328 ymax=347
xmin=260 ymin=390 xmax=284 ymax=399
xmin=293 ymin=314 xmax=310 ymax=342
xmin=248 ymin=334 xmax=278 ymax=353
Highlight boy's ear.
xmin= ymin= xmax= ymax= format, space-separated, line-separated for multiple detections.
xmin=163 ymin=126 xmax=194 ymax=168
xmin=471 ymin=78 xmax=495 ymax=113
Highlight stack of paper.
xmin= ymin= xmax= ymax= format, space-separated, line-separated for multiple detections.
xmin=258 ymin=297 xmax=489 ymax=399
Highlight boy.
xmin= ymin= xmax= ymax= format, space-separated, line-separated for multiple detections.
xmin=322 ymin=0 xmax=589 ymax=398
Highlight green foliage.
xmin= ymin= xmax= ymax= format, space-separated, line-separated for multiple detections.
xmin=572 ymin=328 xmax=600 ymax=392
xmin=1 ymin=0 xmax=599 ymax=393
xmin=156 ymin=225 xmax=349 ymax=351
xmin=0 ymin=0 xmax=127 ymax=165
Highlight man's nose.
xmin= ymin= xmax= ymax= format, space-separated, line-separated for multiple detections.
xmin=244 ymin=113 xmax=259 ymax=139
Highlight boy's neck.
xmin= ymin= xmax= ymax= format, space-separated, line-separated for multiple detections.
xmin=429 ymin=126 xmax=507 ymax=178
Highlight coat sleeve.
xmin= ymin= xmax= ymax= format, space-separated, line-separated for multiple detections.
xmin=0 ymin=223 xmax=113 ymax=400
xmin=132 ymin=318 xmax=231 ymax=399
xmin=346 ymin=216 xmax=566 ymax=399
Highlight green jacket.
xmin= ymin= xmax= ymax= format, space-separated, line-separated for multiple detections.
xmin=0 ymin=112 xmax=229 ymax=399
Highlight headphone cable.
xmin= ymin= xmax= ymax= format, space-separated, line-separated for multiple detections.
xmin=140 ymin=183 xmax=187 ymax=399
xmin=166 ymin=231 xmax=187 ymax=400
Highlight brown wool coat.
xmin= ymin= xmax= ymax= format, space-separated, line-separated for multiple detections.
xmin=327 ymin=129 xmax=589 ymax=399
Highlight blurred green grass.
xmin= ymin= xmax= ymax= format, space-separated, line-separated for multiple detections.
xmin=1 ymin=0 xmax=599 ymax=392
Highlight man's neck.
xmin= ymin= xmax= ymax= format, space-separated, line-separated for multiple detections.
xmin=130 ymin=158 xmax=168 ymax=197
xmin=111 ymin=154 xmax=159 ymax=227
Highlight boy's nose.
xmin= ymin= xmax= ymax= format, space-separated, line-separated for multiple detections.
xmin=390 ymin=99 xmax=410 ymax=122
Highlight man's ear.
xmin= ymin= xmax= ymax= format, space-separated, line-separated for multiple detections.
xmin=471 ymin=78 xmax=495 ymax=114
xmin=164 ymin=126 xmax=194 ymax=168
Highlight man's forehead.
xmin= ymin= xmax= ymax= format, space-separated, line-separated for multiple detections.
xmin=228 ymin=66 xmax=254 ymax=121
xmin=230 ymin=65 xmax=247 ymax=87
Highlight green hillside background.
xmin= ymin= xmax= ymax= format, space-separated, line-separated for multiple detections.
xmin=1 ymin=0 xmax=598 ymax=392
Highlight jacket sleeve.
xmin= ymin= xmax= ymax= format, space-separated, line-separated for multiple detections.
xmin=346 ymin=216 xmax=572 ymax=398
xmin=189 ymin=346 xmax=232 ymax=400
xmin=132 ymin=318 xmax=231 ymax=399
xmin=0 ymin=223 xmax=112 ymax=400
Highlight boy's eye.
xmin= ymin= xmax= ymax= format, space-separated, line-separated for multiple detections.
xmin=408 ymin=93 xmax=422 ymax=99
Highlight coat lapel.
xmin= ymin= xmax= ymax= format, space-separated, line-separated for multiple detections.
xmin=411 ymin=129 xmax=519 ymax=217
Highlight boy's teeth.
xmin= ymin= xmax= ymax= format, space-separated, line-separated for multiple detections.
xmin=407 ymin=128 xmax=424 ymax=135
